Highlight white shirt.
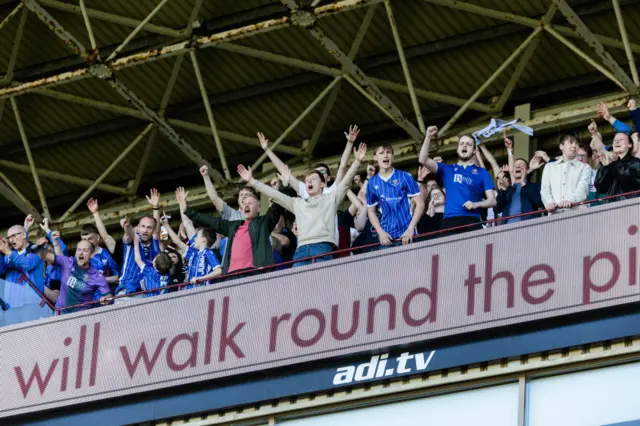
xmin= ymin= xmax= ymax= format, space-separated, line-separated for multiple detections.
xmin=540 ymin=157 xmax=592 ymax=208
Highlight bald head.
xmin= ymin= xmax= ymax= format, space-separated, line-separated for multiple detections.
xmin=7 ymin=225 xmax=27 ymax=251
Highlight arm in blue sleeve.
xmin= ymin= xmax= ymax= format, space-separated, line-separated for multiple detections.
xmin=612 ymin=119 xmax=633 ymax=134
xmin=631 ymin=109 xmax=640 ymax=132
xmin=0 ymin=256 xmax=7 ymax=276
xmin=48 ymin=232 xmax=68 ymax=256
xmin=9 ymin=251 xmax=41 ymax=272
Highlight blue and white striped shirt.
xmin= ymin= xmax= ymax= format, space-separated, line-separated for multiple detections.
xmin=115 ymin=239 xmax=160 ymax=295
xmin=366 ymin=169 xmax=421 ymax=239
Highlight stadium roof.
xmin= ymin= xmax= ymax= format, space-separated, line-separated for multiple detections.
xmin=0 ymin=0 xmax=638 ymax=233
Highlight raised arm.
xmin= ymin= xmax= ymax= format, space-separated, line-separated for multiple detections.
xmin=132 ymin=232 xmax=145 ymax=270
xmin=503 ymin=133 xmax=515 ymax=183
xmin=629 ymin=99 xmax=640 ymax=130
xmin=160 ymin=215 xmax=187 ymax=255
xmin=258 ymin=132 xmax=302 ymax=190
xmin=199 ymin=165 xmax=226 ymax=213
xmin=597 ymin=101 xmax=633 ymax=134
xmin=121 ymin=217 xmax=135 ymax=244
xmin=336 ymin=143 xmax=366 ymax=196
xmin=50 ymin=231 xmax=64 ymax=256
xmin=24 ymin=214 xmax=35 ymax=235
xmin=146 ymin=188 xmax=162 ymax=241
xmin=333 ymin=125 xmax=359 ymax=186
xmin=418 ymin=126 xmax=440 ymax=173
xmin=40 ymin=219 xmax=67 ymax=255
xmin=87 ymin=198 xmax=117 ymax=253
xmin=478 ymin=141 xmax=500 ymax=177
xmin=36 ymin=237 xmax=55 ymax=264
xmin=179 ymin=187 xmax=231 ymax=236
xmin=240 ymin=164 xmax=295 ymax=213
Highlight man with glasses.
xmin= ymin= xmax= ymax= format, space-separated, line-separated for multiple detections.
xmin=0 ymin=224 xmax=50 ymax=325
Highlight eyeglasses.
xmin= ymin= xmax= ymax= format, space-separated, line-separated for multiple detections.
xmin=576 ymin=154 xmax=588 ymax=159
xmin=7 ymin=232 xmax=24 ymax=240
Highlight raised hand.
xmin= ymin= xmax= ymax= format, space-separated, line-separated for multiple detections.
xmin=628 ymin=99 xmax=637 ymax=111
xmin=503 ymin=132 xmax=514 ymax=150
xmin=39 ymin=218 xmax=51 ymax=235
xmin=36 ymin=237 xmax=47 ymax=246
xmin=146 ymin=188 xmax=160 ymax=209
xmin=344 ymin=125 xmax=359 ymax=143
xmin=529 ymin=154 xmax=543 ymax=172
xmin=417 ymin=165 xmax=429 ymax=181
xmin=596 ymin=102 xmax=610 ymax=121
xmin=237 ymin=164 xmax=253 ymax=182
xmin=588 ymin=119 xmax=598 ymax=134
xmin=87 ymin=198 xmax=99 ymax=214
xmin=50 ymin=230 xmax=60 ymax=240
xmin=353 ymin=143 xmax=367 ymax=162
xmin=199 ymin=165 xmax=209 ymax=177
xmin=367 ymin=164 xmax=376 ymax=179
xmin=0 ymin=238 xmax=10 ymax=255
xmin=175 ymin=187 xmax=188 ymax=212
xmin=257 ymin=132 xmax=269 ymax=150
xmin=534 ymin=150 xmax=550 ymax=163
xmin=276 ymin=165 xmax=291 ymax=188
xmin=120 ymin=217 xmax=130 ymax=230
xmin=597 ymin=151 xmax=610 ymax=166
xmin=24 ymin=214 xmax=35 ymax=231
xmin=426 ymin=125 xmax=438 ymax=139
xmin=133 ymin=231 xmax=140 ymax=244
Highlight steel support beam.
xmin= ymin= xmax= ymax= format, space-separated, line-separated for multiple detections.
xmin=38 ymin=0 xmax=183 ymax=38
xmin=10 ymin=97 xmax=51 ymax=221
xmin=78 ymin=0 xmax=98 ymax=55
xmin=611 ymin=0 xmax=639 ymax=85
xmin=0 ymin=3 xmax=23 ymax=34
xmin=23 ymin=0 xmax=91 ymax=62
xmin=545 ymin=26 xmax=626 ymax=91
xmin=106 ymin=0 xmax=171 ymax=62
xmin=0 ymin=159 xmax=130 ymax=194
xmin=190 ymin=50 xmax=231 ymax=180
xmin=295 ymin=15 xmax=422 ymax=142
xmin=2 ymin=8 xmax=27 ymax=84
xmin=31 ymin=87 xmax=301 ymax=156
xmin=307 ymin=3 xmax=377 ymax=155
xmin=384 ymin=0 xmax=424 ymax=134
xmin=420 ymin=0 xmax=640 ymax=55
xmin=440 ymin=27 xmax=543 ymax=135
xmin=554 ymin=0 xmax=637 ymax=94
xmin=0 ymin=0 xmax=380 ymax=99
xmin=0 ymin=180 xmax=41 ymax=223
xmin=250 ymin=76 xmax=342 ymax=171
xmin=215 ymin=42 xmax=490 ymax=112
xmin=58 ymin=124 xmax=154 ymax=221
xmin=493 ymin=3 xmax=556 ymax=112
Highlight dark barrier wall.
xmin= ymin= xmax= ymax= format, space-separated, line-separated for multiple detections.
xmin=1 ymin=199 xmax=639 ymax=418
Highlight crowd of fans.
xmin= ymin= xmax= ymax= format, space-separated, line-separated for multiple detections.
xmin=0 ymin=100 xmax=638 ymax=322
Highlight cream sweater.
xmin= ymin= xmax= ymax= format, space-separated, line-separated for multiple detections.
xmin=252 ymin=161 xmax=360 ymax=247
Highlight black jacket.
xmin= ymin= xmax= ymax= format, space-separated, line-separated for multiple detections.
xmin=594 ymin=153 xmax=640 ymax=200
xmin=495 ymin=182 xmax=544 ymax=221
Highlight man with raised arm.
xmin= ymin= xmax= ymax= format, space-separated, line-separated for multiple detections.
xmin=540 ymin=134 xmax=592 ymax=213
xmin=181 ymin=183 xmax=291 ymax=277
xmin=240 ymin=143 xmax=367 ymax=266
xmin=495 ymin=133 xmax=544 ymax=223
xmin=0 ymin=223 xmax=48 ymax=325
xmin=40 ymin=231 xmax=111 ymax=314
xmin=199 ymin=165 xmax=258 ymax=221
xmin=419 ymin=125 xmax=496 ymax=235
xmin=113 ymin=189 xmax=162 ymax=301
xmin=132 ymin=231 xmax=173 ymax=297
xmin=258 ymin=126 xmax=360 ymax=196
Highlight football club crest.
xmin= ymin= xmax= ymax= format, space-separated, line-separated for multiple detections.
xmin=472 ymin=168 xmax=479 ymax=174
xmin=392 ymin=179 xmax=398 ymax=185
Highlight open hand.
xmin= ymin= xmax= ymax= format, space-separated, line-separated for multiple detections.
xmin=257 ymin=132 xmax=269 ymax=150
xmin=417 ymin=165 xmax=429 ymax=181
xmin=596 ymin=102 xmax=610 ymax=121
xmin=87 ymin=198 xmax=99 ymax=214
xmin=353 ymin=143 xmax=367 ymax=162
xmin=39 ymin=218 xmax=51 ymax=235
xmin=276 ymin=165 xmax=291 ymax=187
xmin=345 ymin=125 xmax=359 ymax=143
xmin=175 ymin=187 xmax=188 ymax=212
xmin=146 ymin=188 xmax=160 ymax=209
xmin=237 ymin=164 xmax=253 ymax=182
